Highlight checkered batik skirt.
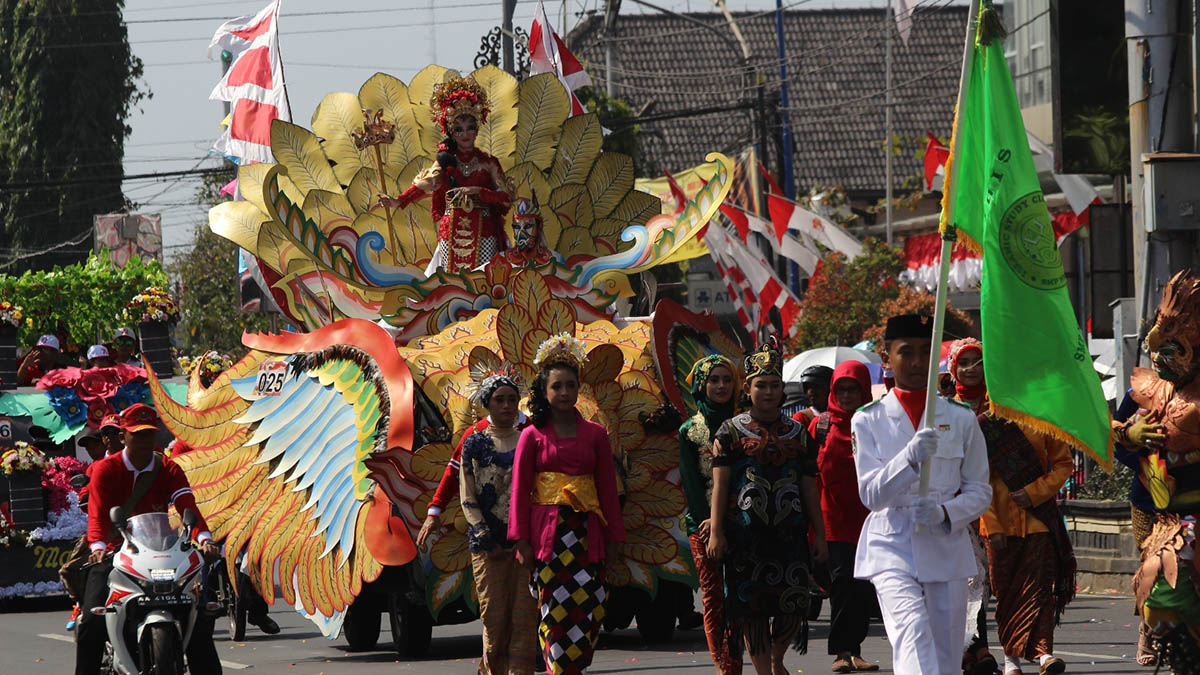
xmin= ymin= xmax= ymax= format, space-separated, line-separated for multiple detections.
xmin=533 ymin=506 xmax=607 ymax=675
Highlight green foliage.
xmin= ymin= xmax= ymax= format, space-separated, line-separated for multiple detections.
xmin=1075 ymin=459 xmax=1133 ymax=501
xmin=0 ymin=252 xmax=168 ymax=351
xmin=1064 ymin=106 xmax=1130 ymax=175
xmin=166 ymin=171 xmax=271 ymax=356
xmin=790 ymin=238 xmax=906 ymax=352
xmin=574 ymin=87 xmax=646 ymax=177
xmin=0 ymin=0 xmax=147 ymax=272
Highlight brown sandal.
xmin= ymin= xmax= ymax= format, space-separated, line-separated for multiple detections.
xmin=1137 ymin=623 xmax=1158 ymax=666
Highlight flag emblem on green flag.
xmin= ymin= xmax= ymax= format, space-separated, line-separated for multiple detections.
xmin=939 ymin=5 xmax=1113 ymax=468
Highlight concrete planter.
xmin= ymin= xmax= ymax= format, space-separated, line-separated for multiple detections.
xmin=1060 ymin=499 xmax=1138 ymax=592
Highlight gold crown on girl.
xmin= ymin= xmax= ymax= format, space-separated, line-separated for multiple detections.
xmin=533 ymin=333 xmax=588 ymax=371
xmin=466 ymin=360 xmax=523 ymax=405
xmin=744 ymin=335 xmax=783 ymax=380
xmin=430 ymin=76 xmax=490 ymax=135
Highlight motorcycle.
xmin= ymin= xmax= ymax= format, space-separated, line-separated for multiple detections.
xmin=90 ymin=507 xmax=210 ymax=675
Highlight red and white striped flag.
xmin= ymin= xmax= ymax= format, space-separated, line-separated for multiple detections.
xmin=706 ymin=224 xmax=802 ymax=336
xmin=529 ymin=0 xmax=591 ymax=116
xmin=923 ymin=132 xmax=950 ymax=191
xmin=766 ymin=193 xmax=863 ymax=260
xmin=719 ymin=203 xmax=821 ymax=275
xmin=207 ymin=0 xmax=290 ymax=165
xmin=711 ymin=255 xmax=756 ymax=335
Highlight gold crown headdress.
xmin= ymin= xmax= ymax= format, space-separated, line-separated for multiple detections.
xmin=430 ymin=76 xmax=490 ymax=135
xmin=466 ymin=360 xmax=523 ymax=405
xmin=744 ymin=335 xmax=783 ymax=381
xmin=533 ymin=333 xmax=588 ymax=371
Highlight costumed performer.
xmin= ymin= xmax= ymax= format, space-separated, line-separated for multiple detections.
xmin=946 ymin=338 xmax=999 ymax=675
xmin=678 ymin=354 xmax=742 ymax=674
xmin=852 ymin=314 xmax=991 ymax=675
xmin=379 ymin=76 xmax=513 ymax=275
xmin=1114 ymin=270 xmax=1200 ymax=669
xmin=707 ymin=336 xmax=827 ymax=675
xmin=509 ymin=333 xmax=626 ymax=675
xmin=967 ymin=339 xmax=1074 ymax=675
xmin=812 ymin=360 xmax=879 ymax=673
xmin=502 ymin=194 xmax=557 ymax=267
xmin=460 ymin=361 xmax=536 ymax=674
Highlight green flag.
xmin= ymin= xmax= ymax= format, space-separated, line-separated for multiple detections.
xmin=939 ymin=5 xmax=1113 ymax=468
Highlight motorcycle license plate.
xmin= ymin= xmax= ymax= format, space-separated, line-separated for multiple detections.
xmin=136 ymin=593 xmax=191 ymax=608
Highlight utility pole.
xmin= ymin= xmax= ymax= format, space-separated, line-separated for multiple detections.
xmin=502 ymin=0 xmax=517 ymax=74
xmin=775 ymin=0 xmax=799 ymax=293
xmin=884 ymin=0 xmax=894 ymax=246
xmin=1125 ymin=0 xmax=1196 ymax=333
xmin=605 ymin=0 xmax=621 ymax=97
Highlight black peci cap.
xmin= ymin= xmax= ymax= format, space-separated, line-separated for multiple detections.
xmin=883 ymin=313 xmax=934 ymax=341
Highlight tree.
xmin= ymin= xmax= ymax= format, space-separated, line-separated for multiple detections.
xmin=167 ymin=171 xmax=272 ymax=356
xmin=575 ymin=86 xmax=646 ymax=177
xmin=0 ymin=0 xmax=147 ymax=273
xmin=790 ymin=239 xmax=906 ymax=351
xmin=860 ymin=285 xmax=975 ymax=347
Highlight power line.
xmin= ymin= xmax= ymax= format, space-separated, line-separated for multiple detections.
xmin=0 ymin=228 xmax=93 ymax=271
xmin=1 ymin=167 xmax=229 ymax=191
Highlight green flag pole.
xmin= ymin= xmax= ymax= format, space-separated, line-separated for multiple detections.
xmin=918 ymin=0 xmax=981 ymax=504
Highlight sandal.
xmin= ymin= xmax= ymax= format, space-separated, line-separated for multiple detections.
xmin=1137 ymin=623 xmax=1158 ymax=666
xmin=850 ymin=655 xmax=880 ymax=672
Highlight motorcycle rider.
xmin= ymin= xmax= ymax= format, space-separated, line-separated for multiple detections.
xmin=75 ymin=403 xmax=222 ymax=675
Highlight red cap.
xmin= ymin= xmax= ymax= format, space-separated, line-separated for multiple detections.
xmin=120 ymin=403 xmax=159 ymax=433
xmin=99 ymin=414 xmax=122 ymax=431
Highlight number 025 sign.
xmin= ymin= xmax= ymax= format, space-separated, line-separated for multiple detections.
xmin=253 ymin=361 xmax=288 ymax=397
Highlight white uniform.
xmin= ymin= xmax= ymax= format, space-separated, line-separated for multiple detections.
xmin=852 ymin=390 xmax=991 ymax=675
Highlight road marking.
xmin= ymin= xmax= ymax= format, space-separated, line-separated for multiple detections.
xmin=38 ymin=633 xmax=250 ymax=669
xmin=1054 ymin=650 xmax=1126 ymax=662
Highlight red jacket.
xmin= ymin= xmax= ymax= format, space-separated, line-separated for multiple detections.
xmin=86 ymin=449 xmax=212 ymax=552
xmin=810 ymin=361 xmax=872 ymax=543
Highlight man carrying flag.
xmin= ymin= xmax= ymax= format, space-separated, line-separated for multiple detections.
xmin=856 ymin=0 xmax=1111 ymax=672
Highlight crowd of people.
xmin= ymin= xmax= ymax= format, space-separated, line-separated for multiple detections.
xmin=14 ymin=327 xmax=142 ymax=387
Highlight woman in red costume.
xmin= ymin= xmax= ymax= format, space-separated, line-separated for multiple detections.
xmin=380 ymin=76 xmax=513 ymax=275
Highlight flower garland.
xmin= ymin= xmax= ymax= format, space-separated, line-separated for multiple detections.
xmin=0 ymin=301 xmax=23 ymax=328
xmin=123 ymin=286 xmax=179 ymax=324
xmin=192 ymin=350 xmax=233 ymax=388
xmin=0 ymin=508 xmax=31 ymax=549
xmin=29 ymin=492 xmax=87 ymax=542
xmin=42 ymin=456 xmax=86 ymax=515
xmin=1 ymin=442 xmax=48 ymax=475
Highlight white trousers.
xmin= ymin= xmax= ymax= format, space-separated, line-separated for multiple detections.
xmin=871 ymin=571 xmax=967 ymax=675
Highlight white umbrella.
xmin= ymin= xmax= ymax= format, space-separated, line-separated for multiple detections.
xmin=782 ymin=346 xmax=881 ymax=382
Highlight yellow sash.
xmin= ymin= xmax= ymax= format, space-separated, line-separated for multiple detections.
xmin=532 ymin=471 xmax=607 ymax=526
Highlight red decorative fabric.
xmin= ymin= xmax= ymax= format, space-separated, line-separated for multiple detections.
xmin=891 ymin=386 xmax=926 ymax=430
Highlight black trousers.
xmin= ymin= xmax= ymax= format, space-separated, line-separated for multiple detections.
xmin=826 ymin=540 xmax=877 ymax=656
xmin=75 ymin=562 xmax=222 ymax=675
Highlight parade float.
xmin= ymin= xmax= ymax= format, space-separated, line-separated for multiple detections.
xmin=149 ymin=64 xmax=744 ymax=654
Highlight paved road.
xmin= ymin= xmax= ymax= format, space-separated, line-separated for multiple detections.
xmin=0 ymin=592 xmax=1150 ymax=674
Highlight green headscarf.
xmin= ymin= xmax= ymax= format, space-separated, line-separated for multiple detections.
xmin=685 ymin=354 xmax=739 ymax=439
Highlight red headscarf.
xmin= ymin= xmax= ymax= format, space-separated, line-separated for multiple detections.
xmin=810 ymin=360 xmax=872 ymax=543
xmin=948 ymin=338 xmax=987 ymax=410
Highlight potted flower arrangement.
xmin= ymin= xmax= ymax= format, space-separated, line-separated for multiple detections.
xmin=2 ymin=442 xmax=49 ymax=529
xmin=192 ymin=351 xmax=233 ymax=389
xmin=0 ymin=302 xmax=20 ymax=390
xmin=123 ymin=286 xmax=179 ymax=378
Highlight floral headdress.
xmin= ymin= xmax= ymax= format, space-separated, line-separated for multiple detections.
xmin=430 ymin=76 xmax=490 ymax=136
xmin=744 ymin=335 xmax=783 ymax=381
xmin=947 ymin=337 xmax=982 ymax=381
xmin=533 ymin=333 xmax=588 ymax=372
xmin=466 ymin=360 xmax=523 ymax=406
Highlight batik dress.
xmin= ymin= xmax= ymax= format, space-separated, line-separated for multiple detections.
xmin=508 ymin=413 xmax=625 ymax=675
xmin=460 ymin=418 xmax=536 ymax=675
xmin=713 ymin=412 xmax=818 ymax=655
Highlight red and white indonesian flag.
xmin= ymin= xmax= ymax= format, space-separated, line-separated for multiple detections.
xmin=529 ymin=0 xmax=591 ymax=116
xmin=719 ymin=203 xmax=821 ymax=275
xmin=207 ymin=0 xmax=290 ymax=165
xmin=766 ymin=193 xmax=863 ymax=260
xmin=705 ymin=223 xmax=802 ymax=337
xmin=899 ymin=231 xmax=981 ymax=293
